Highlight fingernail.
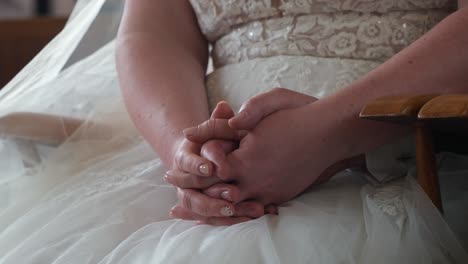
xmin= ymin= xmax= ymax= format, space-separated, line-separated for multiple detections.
xmin=183 ymin=127 xmax=196 ymax=137
xmin=199 ymin=163 xmax=210 ymax=176
xmin=237 ymin=110 xmax=249 ymax=120
xmin=221 ymin=191 xmax=232 ymax=201
xmin=164 ymin=174 xmax=169 ymax=182
xmin=220 ymin=206 xmax=234 ymax=217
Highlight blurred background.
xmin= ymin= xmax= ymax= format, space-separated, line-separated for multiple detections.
xmin=0 ymin=0 xmax=75 ymax=87
xmin=0 ymin=0 xmax=75 ymax=17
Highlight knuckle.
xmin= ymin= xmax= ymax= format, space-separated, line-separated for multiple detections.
xmin=204 ymin=140 xmax=219 ymax=150
xmin=195 ymin=122 xmax=204 ymax=135
xmin=174 ymin=152 xmax=184 ymax=170
xmin=206 ymin=119 xmax=216 ymax=131
xmin=200 ymin=141 xmax=218 ymax=158
xmin=181 ymin=191 xmax=193 ymax=210
xmin=199 ymin=203 xmax=211 ymax=216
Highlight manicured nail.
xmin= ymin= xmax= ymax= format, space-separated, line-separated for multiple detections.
xmin=199 ymin=164 xmax=210 ymax=176
xmin=220 ymin=206 xmax=234 ymax=217
xmin=169 ymin=209 xmax=175 ymax=218
xmin=221 ymin=191 xmax=231 ymax=201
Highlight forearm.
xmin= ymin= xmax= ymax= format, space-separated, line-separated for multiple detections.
xmin=116 ymin=0 xmax=209 ymax=167
xmin=309 ymin=6 xmax=468 ymax=159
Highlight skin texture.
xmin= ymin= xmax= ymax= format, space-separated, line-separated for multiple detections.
xmin=116 ymin=0 xmax=265 ymax=219
xmin=173 ymin=5 xmax=468 ymax=224
xmin=118 ymin=1 xmax=468 ymax=225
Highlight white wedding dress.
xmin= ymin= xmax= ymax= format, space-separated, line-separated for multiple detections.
xmin=1 ymin=0 xmax=468 ymax=263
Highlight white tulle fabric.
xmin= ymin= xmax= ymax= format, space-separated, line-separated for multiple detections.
xmin=0 ymin=0 xmax=467 ymax=263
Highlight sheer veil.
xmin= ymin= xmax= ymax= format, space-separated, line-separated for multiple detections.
xmin=1 ymin=1 xmax=468 ymax=263
xmin=0 ymin=0 xmax=123 ymax=114
xmin=0 ymin=0 xmax=127 ymax=221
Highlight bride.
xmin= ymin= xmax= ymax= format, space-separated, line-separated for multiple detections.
xmin=1 ymin=0 xmax=468 ymax=263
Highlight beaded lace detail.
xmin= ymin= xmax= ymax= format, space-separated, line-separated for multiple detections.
xmin=366 ymin=180 xmax=408 ymax=228
xmin=189 ymin=0 xmax=453 ymax=68
xmin=189 ymin=0 xmax=455 ymax=221
xmin=212 ymin=11 xmax=447 ymax=67
xmin=189 ymin=0 xmax=454 ymax=41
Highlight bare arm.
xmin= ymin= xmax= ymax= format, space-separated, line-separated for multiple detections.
xmin=116 ymin=0 xmax=209 ymax=167
xmin=315 ymin=5 xmax=468 ymax=159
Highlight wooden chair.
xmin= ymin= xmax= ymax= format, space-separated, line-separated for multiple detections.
xmin=361 ymin=94 xmax=468 ymax=211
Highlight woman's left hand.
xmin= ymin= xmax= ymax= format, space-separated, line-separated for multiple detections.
xmin=182 ymin=92 xmax=358 ymax=207
xmin=223 ymin=104 xmax=345 ymax=205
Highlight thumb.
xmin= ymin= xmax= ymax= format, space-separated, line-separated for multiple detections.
xmin=229 ymin=88 xmax=318 ymax=130
xmin=211 ymin=101 xmax=234 ymax=119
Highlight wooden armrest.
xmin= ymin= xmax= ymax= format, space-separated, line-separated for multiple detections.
xmin=360 ymin=95 xmax=439 ymax=123
xmin=418 ymin=94 xmax=468 ymax=134
xmin=419 ymin=94 xmax=468 ymax=119
xmin=0 ymin=112 xmax=84 ymax=146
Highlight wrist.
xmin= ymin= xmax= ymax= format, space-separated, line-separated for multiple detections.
xmin=300 ymin=98 xmax=358 ymax=161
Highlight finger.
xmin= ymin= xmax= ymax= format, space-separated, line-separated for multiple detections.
xmin=165 ymin=170 xmax=222 ymax=189
xmin=170 ymin=202 xmax=263 ymax=220
xmin=265 ymin=204 xmax=279 ymax=215
xmin=200 ymin=140 xmax=237 ymax=180
xmin=202 ymin=183 xmax=245 ymax=203
xmin=170 ymin=205 xmax=201 ymax=221
xmin=211 ymin=101 xmax=235 ymax=119
xmin=199 ymin=216 xmax=252 ymax=226
xmin=183 ymin=119 xmax=247 ymax=144
xmin=175 ymin=150 xmax=213 ymax=177
xmin=200 ymin=140 xmax=237 ymax=166
xmin=229 ymin=88 xmax=318 ymax=130
xmin=234 ymin=202 xmax=265 ymax=218
xmin=177 ymin=188 xmax=235 ymax=217
xmin=171 ymin=206 xmax=252 ymax=227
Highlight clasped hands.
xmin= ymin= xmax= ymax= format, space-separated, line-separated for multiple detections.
xmin=165 ymin=89 xmax=363 ymax=226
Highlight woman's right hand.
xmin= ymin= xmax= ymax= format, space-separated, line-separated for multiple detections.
xmin=166 ymin=102 xmax=269 ymax=224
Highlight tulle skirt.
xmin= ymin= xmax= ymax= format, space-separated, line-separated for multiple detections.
xmin=0 ymin=43 xmax=467 ymax=264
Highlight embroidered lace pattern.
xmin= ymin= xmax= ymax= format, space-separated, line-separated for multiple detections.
xmin=367 ymin=180 xmax=408 ymax=228
xmin=212 ymin=11 xmax=448 ymax=67
xmin=188 ymin=0 xmax=456 ymax=220
xmin=189 ymin=0 xmax=454 ymax=41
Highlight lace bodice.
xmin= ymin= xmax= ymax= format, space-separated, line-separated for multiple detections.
xmin=189 ymin=0 xmax=455 ymax=68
